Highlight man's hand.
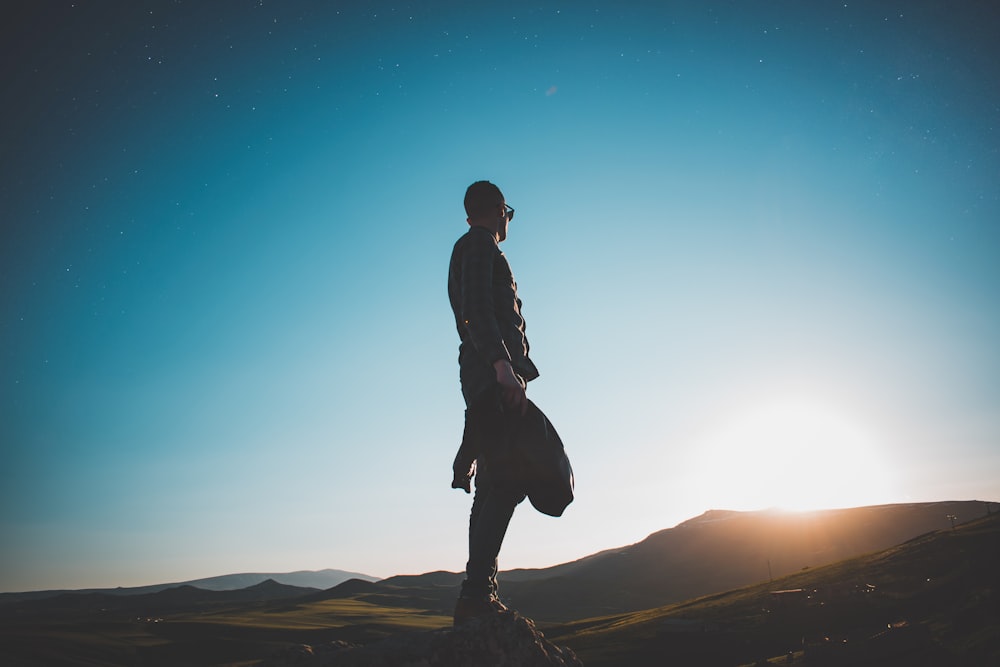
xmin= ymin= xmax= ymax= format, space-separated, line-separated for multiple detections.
xmin=493 ymin=359 xmax=527 ymax=416
xmin=451 ymin=471 xmax=472 ymax=494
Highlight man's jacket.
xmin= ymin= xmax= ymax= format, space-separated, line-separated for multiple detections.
xmin=453 ymin=388 xmax=574 ymax=518
xmin=448 ymin=226 xmax=539 ymax=404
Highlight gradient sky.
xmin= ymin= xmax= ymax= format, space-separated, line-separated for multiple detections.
xmin=2 ymin=1 xmax=998 ymax=593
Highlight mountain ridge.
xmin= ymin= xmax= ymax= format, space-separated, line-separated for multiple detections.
xmin=0 ymin=568 xmax=377 ymax=603
xmin=498 ymin=500 xmax=994 ymax=620
xmin=325 ymin=500 xmax=993 ymax=622
xmin=3 ymin=501 xmax=993 ymax=616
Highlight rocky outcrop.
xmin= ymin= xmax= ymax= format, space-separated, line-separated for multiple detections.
xmin=263 ymin=610 xmax=583 ymax=666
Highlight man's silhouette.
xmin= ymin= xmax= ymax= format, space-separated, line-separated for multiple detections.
xmin=447 ymin=180 xmax=539 ymax=625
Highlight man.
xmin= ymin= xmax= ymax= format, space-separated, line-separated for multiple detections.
xmin=447 ymin=180 xmax=540 ymax=625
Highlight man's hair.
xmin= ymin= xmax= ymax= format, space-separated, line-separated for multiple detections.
xmin=464 ymin=180 xmax=504 ymax=219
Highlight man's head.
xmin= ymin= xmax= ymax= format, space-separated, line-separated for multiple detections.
xmin=464 ymin=180 xmax=514 ymax=242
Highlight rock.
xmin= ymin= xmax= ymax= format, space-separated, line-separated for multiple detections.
xmin=262 ymin=610 xmax=583 ymax=666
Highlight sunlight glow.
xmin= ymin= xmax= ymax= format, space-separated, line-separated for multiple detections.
xmin=688 ymin=398 xmax=897 ymax=512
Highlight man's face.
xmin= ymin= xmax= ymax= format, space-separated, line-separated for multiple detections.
xmin=467 ymin=197 xmax=513 ymax=242
xmin=497 ymin=200 xmax=510 ymax=242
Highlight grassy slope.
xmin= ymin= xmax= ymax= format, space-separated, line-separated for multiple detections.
xmin=546 ymin=514 xmax=999 ymax=666
xmin=0 ymin=596 xmax=450 ymax=667
xmin=502 ymin=501 xmax=993 ymax=622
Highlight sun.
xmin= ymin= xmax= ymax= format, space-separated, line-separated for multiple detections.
xmin=686 ymin=398 xmax=897 ymax=512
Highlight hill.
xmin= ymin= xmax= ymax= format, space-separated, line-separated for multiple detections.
xmin=1 ymin=501 xmax=994 ymax=665
xmin=550 ymin=512 xmax=1000 ymax=666
xmin=362 ymin=501 xmax=993 ymax=622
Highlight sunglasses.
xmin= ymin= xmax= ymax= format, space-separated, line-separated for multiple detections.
xmin=504 ymin=204 xmax=515 ymax=222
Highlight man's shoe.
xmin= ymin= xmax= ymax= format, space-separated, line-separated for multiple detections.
xmin=453 ymin=595 xmax=507 ymax=626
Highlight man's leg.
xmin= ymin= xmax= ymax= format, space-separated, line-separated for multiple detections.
xmin=454 ymin=380 xmax=525 ymax=624
xmin=462 ymin=482 xmax=524 ymax=600
xmin=454 ymin=481 xmax=525 ymax=626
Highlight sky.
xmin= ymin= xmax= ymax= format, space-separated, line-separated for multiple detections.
xmin=1 ymin=0 xmax=998 ymax=593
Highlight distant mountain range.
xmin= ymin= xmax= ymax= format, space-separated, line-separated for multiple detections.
xmin=3 ymin=501 xmax=993 ymax=622
xmin=0 ymin=568 xmax=377 ymax=604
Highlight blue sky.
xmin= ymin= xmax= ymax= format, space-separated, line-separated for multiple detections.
xmin=2 ymin=0 xmax=998 ymax=592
